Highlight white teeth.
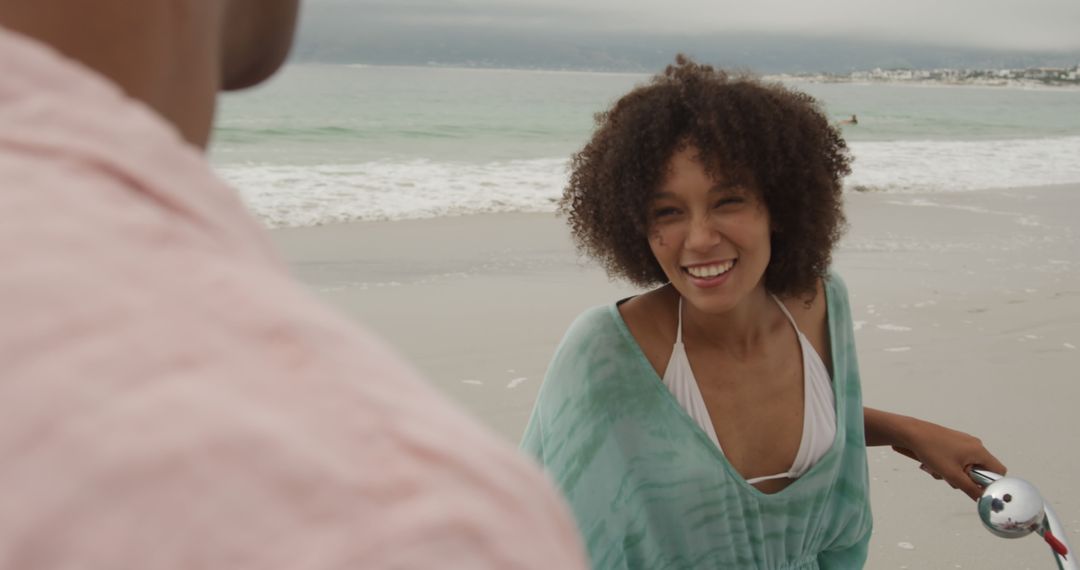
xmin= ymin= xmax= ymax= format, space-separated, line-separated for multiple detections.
xmin=685 ymin=260 xmax=735 ymax=279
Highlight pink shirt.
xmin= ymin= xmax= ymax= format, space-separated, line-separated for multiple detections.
xmin=0 ymin=27 xmax=586 ymax=569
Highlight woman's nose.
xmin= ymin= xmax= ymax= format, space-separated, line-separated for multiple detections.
xmin=685 ymin=215 xmax=721 ymax=251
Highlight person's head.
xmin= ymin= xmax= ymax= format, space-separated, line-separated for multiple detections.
xmin=563 ymin=55 xmax=850 ymax=309
xmin=0 ymin=0 xmax=300 ymax=148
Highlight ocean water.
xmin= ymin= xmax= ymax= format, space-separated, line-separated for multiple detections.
xmin=211 ymin=64 xmax=1080 ymax=227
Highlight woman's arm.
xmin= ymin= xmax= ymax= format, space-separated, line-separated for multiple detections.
xmin=864 ymin=407 xmax=1007 ymax=500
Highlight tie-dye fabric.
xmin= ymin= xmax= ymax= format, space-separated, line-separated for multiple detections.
xmin=522 ymin=273 xmax=872 ymax=569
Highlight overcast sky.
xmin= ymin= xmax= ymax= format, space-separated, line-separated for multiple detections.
xmin=303 ymin=0 xmax=1080 ymax=52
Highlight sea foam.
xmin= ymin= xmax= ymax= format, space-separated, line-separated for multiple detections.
xmin=846 ymin=136 xmax=1080 ymax=193
xmin=217 ymin=137 xmax=1080 ymax=227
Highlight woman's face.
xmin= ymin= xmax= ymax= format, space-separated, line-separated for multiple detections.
xmin=647 ymin=146 xmax=772 ymax=314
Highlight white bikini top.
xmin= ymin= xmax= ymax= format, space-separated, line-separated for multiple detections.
xmin=661 ymin=296 xmax=836 ymax=485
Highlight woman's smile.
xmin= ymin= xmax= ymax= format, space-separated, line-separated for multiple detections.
xmin=682 ymin=258 xmax=737 ymax=288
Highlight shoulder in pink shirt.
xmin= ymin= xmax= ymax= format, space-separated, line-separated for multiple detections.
xmin=0 ymin=26 xmax=586 ymax=570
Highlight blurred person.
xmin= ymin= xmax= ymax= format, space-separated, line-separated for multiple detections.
xmin=0 ymin=1 xmax=586 ymax=568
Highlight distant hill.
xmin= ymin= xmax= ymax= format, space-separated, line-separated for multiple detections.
xmin=292 ymin=4 xmax=1080 ymax=73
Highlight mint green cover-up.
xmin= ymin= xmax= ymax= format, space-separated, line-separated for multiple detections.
xmin=522 ymin=274 xmax=872 ymax=569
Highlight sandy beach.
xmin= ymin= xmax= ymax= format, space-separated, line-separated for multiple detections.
xmin=270 ymin=183 xmax=1080 ymax=568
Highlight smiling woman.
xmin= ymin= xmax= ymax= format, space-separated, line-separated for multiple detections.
xmin=521 ymin=55 xmax=1007 ymax=569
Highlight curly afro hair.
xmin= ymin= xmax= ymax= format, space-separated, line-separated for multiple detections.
xmin=561 ymin=55 xmax=851 ymax=299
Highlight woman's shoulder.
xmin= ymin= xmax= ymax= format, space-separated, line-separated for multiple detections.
xmin=823 ymin=270 xmax=851 ymax=301
xmin=541 ymin=297 xmax=658 ymax=396
xmin=617 ymin=284 xmax=677 ymax=340
xmin=779 ymin=271 xmax=853 ymax=368
xmin=559 ymin=303 xmax=620 ymax=344
xmin=561 ymin=287 xmax=672 ymax=347
xmin=546 ymin=304 xmax=623 ymax=373
xmin=779 ymin=276 xmax=828 ymax=333
xmin=779 ymin=272 xmax=850 ymax=319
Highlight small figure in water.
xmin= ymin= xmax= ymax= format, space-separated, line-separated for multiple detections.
xmin=839 ymin=113 xmax=859 ymax=125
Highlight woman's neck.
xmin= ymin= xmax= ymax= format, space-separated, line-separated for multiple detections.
xmin=676 ymin=284 xmax=782 ymax=360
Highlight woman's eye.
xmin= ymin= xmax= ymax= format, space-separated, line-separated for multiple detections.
xmin=714 ymin=197 xmax=744 ymax=208
xmin=653 ymin=207 xmax=679 ymax=218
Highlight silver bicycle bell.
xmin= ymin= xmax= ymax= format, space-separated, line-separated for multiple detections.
xmin=976 ymin=475 xmax=1046 ymax=538
xmin=969 ymin=468 xmax=1075 ymax=569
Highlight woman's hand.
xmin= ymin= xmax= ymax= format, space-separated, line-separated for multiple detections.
xmin=865 ymin=407 xmax=1007 ymax=500
xmin=890 ymin=419 xmax=1007 ymax=500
